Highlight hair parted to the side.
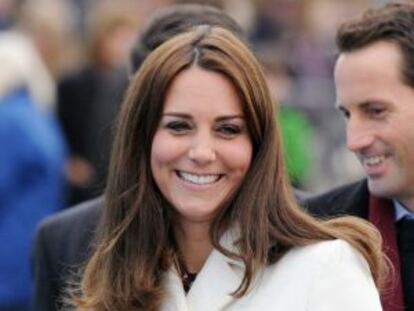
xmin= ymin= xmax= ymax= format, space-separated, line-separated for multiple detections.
xmin=336 ymin=2 xmax=414 ymax=87
xmin=71 ymin=26 xmax=387 ymax=311
xmin=130 ymin=3 xmax=246 ymax=73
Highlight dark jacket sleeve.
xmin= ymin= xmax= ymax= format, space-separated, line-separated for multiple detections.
xmin=31 ymin=223 xmax=60 ymax=311
xmin=30 ymin=198 xmax=102 ymax=311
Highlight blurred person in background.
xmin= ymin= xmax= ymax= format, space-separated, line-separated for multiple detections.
xmin=246 ymin=0 xmax=376 ymax=192
xmin=0 ymin=0 xmax=20 ymax=30
xmin=18 ymin=0 xmax=81 ymax=80
xmin=250 ymin=0 xmax=300 ymax=45
xmin=174 ymin=0 xmax=224 ymax=9
xmin=257 ymin=44 xmax=314 ymax=189
xmin=0 ymin=31 xmax=66 ymax=311
xmin=290 ymin=0 xmax=372 ymax=192
xmin=31 ymin=5 xmax=246 ymax=311
xmin=57 ymin=3 xmax=139 ymax=206
xmin=307 ymin=3 xmax=414 ymax=311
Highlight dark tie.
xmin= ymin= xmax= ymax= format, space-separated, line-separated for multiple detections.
xmin=397 ymin=217 xmax=414 ymax=311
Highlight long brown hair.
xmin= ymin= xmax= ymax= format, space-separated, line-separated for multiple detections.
xmin=72 ymin=26 xmax=387 ymax=311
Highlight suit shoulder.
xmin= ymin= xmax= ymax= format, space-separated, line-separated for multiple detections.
xmin=308 ymin=180 xmax=366 ymax=205
xmin=37 ymin=197 xmax=102 ymax=235
xmin=304 ymin=179 xmax=368 ymax=217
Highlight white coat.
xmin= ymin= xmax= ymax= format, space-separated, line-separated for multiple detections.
xmin=161 ymin=238 xmax=382 ymax=311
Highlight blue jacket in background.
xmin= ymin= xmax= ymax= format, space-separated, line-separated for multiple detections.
xmin=0 ymin=89 xmax=67 ymax=309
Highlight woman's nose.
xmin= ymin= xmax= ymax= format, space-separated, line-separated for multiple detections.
xmin=188 ymin=140 xmax=216 ymax=165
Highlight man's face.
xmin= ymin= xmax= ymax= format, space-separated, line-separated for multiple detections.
xmin=334 ymin=41 xmax=414 ymax=210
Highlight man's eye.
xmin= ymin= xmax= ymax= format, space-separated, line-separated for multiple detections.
xmin=165 ymin=121 xmax=191 ymax=133
xmin=339 ymin=108 xmax=350 ymax=119
xmin=368 ymin=107 xmax=385 ymax=118
xmin=217 ymin=124 xmax=242 ymax=136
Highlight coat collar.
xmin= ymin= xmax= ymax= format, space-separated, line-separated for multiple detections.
xmin=162 ymin=230 xmax=245 ymax=311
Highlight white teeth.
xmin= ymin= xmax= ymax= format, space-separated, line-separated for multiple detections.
xmin=363 ymin=155 xmax=385 ymax=166
xmin=177 ymin=171 xmax=220 ymax=185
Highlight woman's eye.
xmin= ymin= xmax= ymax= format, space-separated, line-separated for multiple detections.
xmin=217 ymin=124 xmax=242 ymax=137
xmin=165 ymin=120 xmax=191 ymax=133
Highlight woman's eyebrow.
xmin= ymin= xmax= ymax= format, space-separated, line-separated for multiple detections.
xmin=161 ymin=113 xmax=245 ymax=121
xmin=162 ymin=112 xmax=192 ymax=119
xmin=215 ymin=115 xmax=245 ymax=122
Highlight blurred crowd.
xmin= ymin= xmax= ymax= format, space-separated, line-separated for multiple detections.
xmin=0 ymin=0 xmax=385 ymax=197
xmin=0 ymin=0 xmax=386 ymax=309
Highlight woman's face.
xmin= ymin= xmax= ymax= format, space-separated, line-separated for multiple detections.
xmin=151 ymin=66 xmax=253 ymax=227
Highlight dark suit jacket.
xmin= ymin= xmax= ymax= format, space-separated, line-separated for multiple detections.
xmin=305 ymin=179 xmax=369 ymax=219
xmin=31 ymin=198 xmax=102 ymax=311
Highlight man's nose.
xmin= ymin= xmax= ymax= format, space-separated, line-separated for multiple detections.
xmin=346 ymin=118 xmax=374 ymax=152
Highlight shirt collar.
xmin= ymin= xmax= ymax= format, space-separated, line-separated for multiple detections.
xmin=393 ymin=200 xmax=414 ymax=221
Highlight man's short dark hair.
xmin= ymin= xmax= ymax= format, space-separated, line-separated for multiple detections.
xmin=130 ymin=4 xmax=245 ymax=73
xmin=336 ymin=2 xmax=414 ymax=87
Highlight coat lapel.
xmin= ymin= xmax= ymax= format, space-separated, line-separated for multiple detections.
xmin=187 ymin=249 xmax=243 ymax=311
xmin=162 ymin=269 xmax=189 ymax=311
xmin=161 ymin=228 xmax=244 ymax=311
xmin=162 ymin=230 xmax=244 ymax=311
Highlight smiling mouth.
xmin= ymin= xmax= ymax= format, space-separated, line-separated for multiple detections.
xmin=176 ymin=170 xmax=222 ymax=185
xmin=361 ymin=155 xmax=386 ymax=167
